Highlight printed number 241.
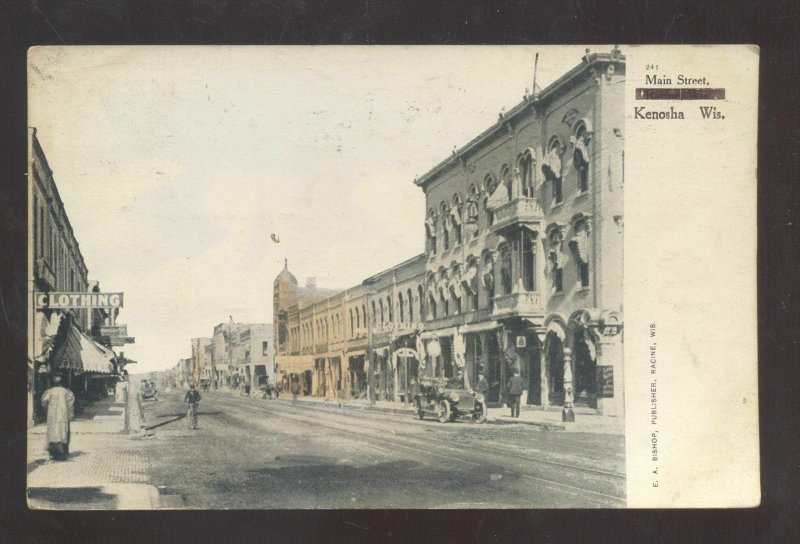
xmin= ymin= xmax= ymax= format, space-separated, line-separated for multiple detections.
xmin=646 ymin=64 xmax=659 ymax=70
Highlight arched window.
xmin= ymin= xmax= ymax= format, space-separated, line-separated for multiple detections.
xmin=417 ymin=285 xmax=425 ymax=322
xmin=440 ymin=202 xmax=450 ymax=250
xmin=349 ymin=310 xmax=354 ymax=337
xmin=574 ymin=123 xmax=591 ymax=193
xmin=371 ymin=301 xmax=377 ymax=325
xmin=362 ymin=304 xmax=367 ymax=328
xmin=548 ymin=228 xmax=565 ymax=293
xmin=398 ymin=292 xmax=404 ymax=322
xmin=428 ymin=294 xmax=437 ymax=319
xmin=379 ymin=299 xmax=385 ymax=324
xmin=451 ymin=194 xmax=463 ymax=245
xmin=426 ymin=208 xmax=437 ymax=255
xmin=407 ymin=288 xmax=414 ymax=322
xmin=569 ymin=218 xmax=591 ymax=287
xmin=518 ymin=150 xmax=535 ymax=197
xmin=501 ymin=164 xmax=513 ymax=201
xmin=466 ymin=184 xmax=480 ymax=226
xmin=387 ymin=295 xmax=393 ymax=322
xmin=355 ymin=306 xmax=360 ymax=330
xmin=484 ymin=174 xmax=497 ymax=225
xmin=545 ymin=137 xmax=564 ymax=204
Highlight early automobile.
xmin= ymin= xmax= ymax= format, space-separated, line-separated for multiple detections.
xmin=414 ymin=378 xmax=487 ymax=423
xmin=140 ymin=380 xmax=158 ymax=401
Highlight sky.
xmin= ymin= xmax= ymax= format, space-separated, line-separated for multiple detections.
xmin=29 ymin=45 xmax=592 ymax=373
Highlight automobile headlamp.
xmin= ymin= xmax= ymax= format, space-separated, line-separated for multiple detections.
xmin=475 ymin=393 xmax=484 ymax=402
xmin=449 ymin=391 xmax=460 ymax=402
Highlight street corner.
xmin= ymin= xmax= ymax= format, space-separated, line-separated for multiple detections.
xmin=27 ymin=484 xmax=161 ymax=510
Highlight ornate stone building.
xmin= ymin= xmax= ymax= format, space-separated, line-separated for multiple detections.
xmin=274 ymin=47 xmax=625 ymax=416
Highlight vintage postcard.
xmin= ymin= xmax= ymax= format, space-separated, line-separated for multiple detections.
xmin=26 ymin=45 xmax=758 ymax=509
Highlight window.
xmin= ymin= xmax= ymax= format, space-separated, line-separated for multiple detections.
xmin=440 ymin=202 xmax=450 ymax=251
xmin=570 ymin=219 xmax=591 ymax=288
xmin=545 ymin=137 xmax=564 ymax=204
xmin=522 ymin=232 xmax=536 ymax=291
xmin=417 ymin=285 xmax=424 ymax=321
xmin=548 ymin=229 xmax=564 ymax=293
xmin=466 ymin=184 xmax=480 ymax=226
xmin=398 ymin=292 xmax=404 ymax=322
xmin=574 ymin=124 xmax=590 ymax=193
xmin=262 ymin=341 xmax=269 ymax=355
xmin=519 ymin=150 xmax=535 ymax=197
xmin=499 ymin=244 xmax=512 ymax=295
xmin=379 ymin=299 xmax=384 ymax=323
xmin=429 ymin=294 xmax=437 ymax=319
xmin=501 ymin=164 xmax=513 ymax=201
xmin=451 ymin=194 xmax=463 ymax=245
xmin=33 ymin=194 xmax=38 ymax=259
xmin=407 ymin=288 xmax=414 ymax=322
xmin=362 ymin=305 xmax=367 ymax=328
xmin=426 ymin=208 xmax=437 ymax=255
xmin=355 ymin=307 xmax=360 ymax=329
xmin=484 ymin=175 xmax=497 ymax=226
xmin=387 ymin=295 xmax=393 ymax=322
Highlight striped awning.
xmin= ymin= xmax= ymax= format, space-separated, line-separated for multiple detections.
xmin=51 ymin=324 xmax=116 ymax=374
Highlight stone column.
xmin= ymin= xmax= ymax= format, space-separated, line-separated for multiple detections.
xmin=562 ymin=347 xmax=575 ymax=422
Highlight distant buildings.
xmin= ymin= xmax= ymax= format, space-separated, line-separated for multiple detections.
xmin=274 ymin=47 xmax=625 ymax=417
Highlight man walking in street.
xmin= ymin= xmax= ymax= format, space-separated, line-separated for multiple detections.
xmin=41 ymin=375 xmax=75 ymax=461
xmin=506 ymin=370 xmax=524 ymax=418
xmin=184 ymin=383 xmax=202 ymax=430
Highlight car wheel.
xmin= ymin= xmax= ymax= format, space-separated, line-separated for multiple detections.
xmin=474 ymin=400 xmax=487 ymax=424
xmin=416 ymin=399 xmax=425 ymax=420
xmin=437 ymin=400 xmax=450 ymax=423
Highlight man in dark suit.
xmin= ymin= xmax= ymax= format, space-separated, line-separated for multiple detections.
xmin=506 ymin=371 xmax=524 ymax=418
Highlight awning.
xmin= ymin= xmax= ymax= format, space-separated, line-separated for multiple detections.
xmin=51 ymin=324 xmax=116 ymax=374
xmin=33 ymin=311 xmax=64 ymax=362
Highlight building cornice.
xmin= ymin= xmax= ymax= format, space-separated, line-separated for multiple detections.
xmin=413 ymin=50 xmax=625 ymax=190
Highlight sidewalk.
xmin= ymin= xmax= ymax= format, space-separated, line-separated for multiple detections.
xmin=228 ymin=389 xmax=624 ymax=435
xmin=27 ymin=395 xmax=161 ymax=510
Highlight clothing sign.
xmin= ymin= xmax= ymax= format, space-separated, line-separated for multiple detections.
xmin=36 ymin=292 xmax=124 ymax=309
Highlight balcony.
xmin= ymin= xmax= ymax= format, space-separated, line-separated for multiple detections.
xmin=491 ymin=197 xmax=544 ymax=235
xmin=491 ymin=291 xmax=545 ymax=320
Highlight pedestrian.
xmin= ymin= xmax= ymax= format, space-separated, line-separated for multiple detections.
xmin=506 ymin=370 xmax=524 ymax=418
xmin=290 ymin=377 xmax=301 ymax=403
xmin=476 ymin=372 xmax=489 ymax=396
xmin=184 ymin=383 xmax=202 ymax=430
xmin=41 ymin=375 xmax=75 ymax=461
